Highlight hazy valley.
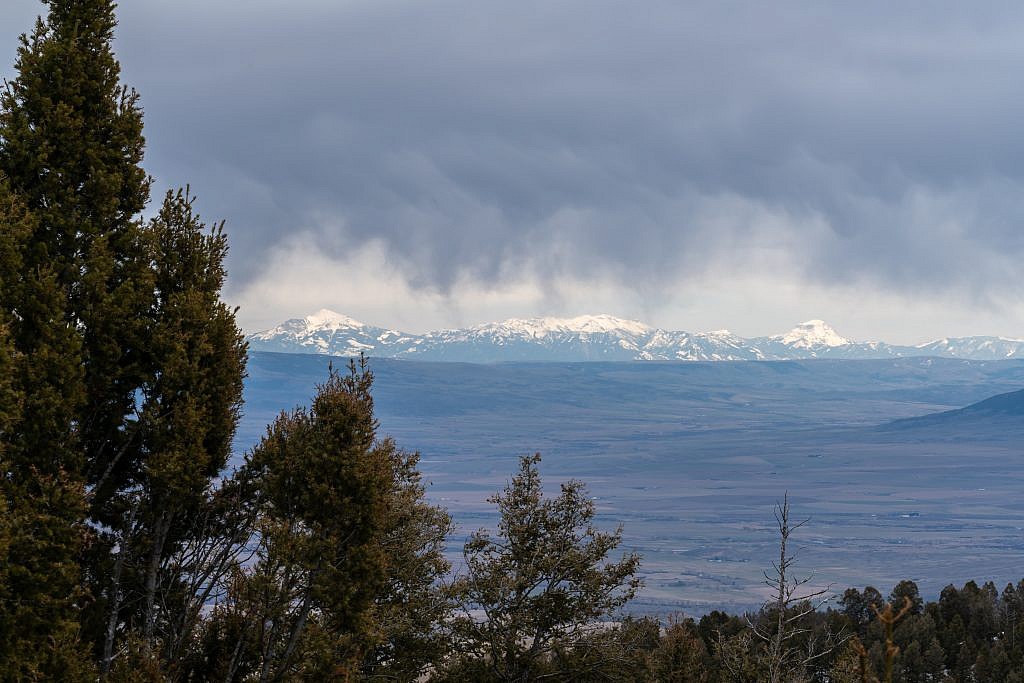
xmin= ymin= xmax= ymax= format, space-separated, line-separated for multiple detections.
xmin=240 ymin=352 xmax=1024 ymax=615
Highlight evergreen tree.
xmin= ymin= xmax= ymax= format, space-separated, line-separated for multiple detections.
xmin=548 ymin=616 xmax=663 ymax=682
xmin=360 ymin=444 xmax=454 ymax=681
xmin=0 ymin=0 xmax=152 ymax=509
xmin=139 ymin=188 xmax=246 ymax=647
xmin=449 ymin=453 xmax=641 ymax=683
xmin=0 ymin=3 xmax=249 ymax=673
xmin=840 ymin=586 xmax=885 ymax=637
xmin=0 ymin=180 xmax=93 ymax=678
xmin=98 ymin=189 xmax=247 ymax=673
xmin=0 ymin=0 xmax=154 ymax=662
xmin=649 ymin=616 xmax=710 ymax=682
xmin=216 ymin=360 xmax=395 ymax=680
xmin=191 ymin=360 xmax=454 ymax=682
xmin=888 ymin=580 xmax=924 ymax=616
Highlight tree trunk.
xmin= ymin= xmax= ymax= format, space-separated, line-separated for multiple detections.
xmin=224 ymin=629 xmax=247 ymax=683
xmin=102 ymin=505 xmax=137 ymax=677
xmin=258 ymin=620 xmax=279 ymax=683
xmin=143 ymin=509 xmax=172 ymax=652
xmin=770 ymin=494 xmax=790 ymax=683
xmin=273 ymin=586 xmax=315 ymax=682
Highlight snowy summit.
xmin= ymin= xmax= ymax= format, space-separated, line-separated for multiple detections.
xmin=249 ymin=309 xmax=368 ymax=342
xmin=777 ymin=320 xmax=850 ymax=349
xmin=301 ymin=308 xmax=366 ymax=331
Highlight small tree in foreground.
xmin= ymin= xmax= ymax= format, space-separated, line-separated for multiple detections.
xmin=448 ymin=453 xmax=641 ymax=682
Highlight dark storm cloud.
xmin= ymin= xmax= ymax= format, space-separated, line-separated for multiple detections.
xmin=4 ymin=1 xmax=1024 ymax=301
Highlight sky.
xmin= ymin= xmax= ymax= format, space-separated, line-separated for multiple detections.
xmin=3 ymin=1 xmax=1024 ymax=343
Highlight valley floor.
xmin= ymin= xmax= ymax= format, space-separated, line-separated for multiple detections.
xmin=240 ymin=354 xmax=1024 ymax=614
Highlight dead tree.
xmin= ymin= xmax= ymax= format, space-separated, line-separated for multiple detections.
xmin=750 ymin=492 xmax=846 ymax=683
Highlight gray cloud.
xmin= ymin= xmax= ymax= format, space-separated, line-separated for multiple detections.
xmin=4 ymin=1 xmax=1024 ymax=335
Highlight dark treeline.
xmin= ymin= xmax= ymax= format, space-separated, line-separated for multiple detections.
xmin=434 ymin=577 xmax=1024 ymax=682
xmin=644 ymin=578 xmax=1024 ymax=683
xmin=2 ymin=2 xmax=1024 ymax=682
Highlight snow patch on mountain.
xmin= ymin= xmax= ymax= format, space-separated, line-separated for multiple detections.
xmin=303 ymin=308 xmax=366 ymax=330
xmin=465 ymin=314 xmax=650 ymax=338
xmin=915 ymin=336 xmax=1024 ymax=360
xmin=776 ymin=320 xmax=850 ymax=349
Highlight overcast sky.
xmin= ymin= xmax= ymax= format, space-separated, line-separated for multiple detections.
xmin=3 ymin=1 xmax=1024 ymax=342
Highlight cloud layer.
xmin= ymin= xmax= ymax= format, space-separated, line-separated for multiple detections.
xmin=3 ymin=1 xmax=1024 ymax=341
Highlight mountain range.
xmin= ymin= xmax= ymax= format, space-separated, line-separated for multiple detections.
xmin=246 ymin=310 xmax=1024 ymax=362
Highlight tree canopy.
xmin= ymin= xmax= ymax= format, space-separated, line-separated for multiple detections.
xmin=448 ymin=453 xmax=642 ymax=682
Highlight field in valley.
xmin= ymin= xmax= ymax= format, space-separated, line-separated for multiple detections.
xmin=239 ymin=353 xmax=1024 ymax=615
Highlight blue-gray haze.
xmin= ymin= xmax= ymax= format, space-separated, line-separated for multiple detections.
xmin=241 ymin=353 xmax=1024 ymax=613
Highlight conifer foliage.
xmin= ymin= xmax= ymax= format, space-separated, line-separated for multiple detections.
xmin=0 ymin=0 xmax=244 ymax=675
xmin=0 ymin=174 xmax=92 ymax=679
xmin=240 ymin=359 xmax=393 ymax=680
xmin=448 ymin=454 xmax=642 ymax=682
xmin=191 ymin=359 xmax=453 ymax=681
xmin=0 ymin=0 xmax=152 ymax=505
xmin=98 ymin=189 xmax=247 ymax=673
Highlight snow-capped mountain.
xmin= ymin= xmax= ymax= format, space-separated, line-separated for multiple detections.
xmin=247 ymin=309 xmax=413 ymax=357
xmin=636 ymin=329 xmax=767 ymax=361
xmin=748 ymin=320 xmax=905 ymax=360
xmin=246 ymin=311 xmax=1024 ymax=363
xmin=408 ymin=315 xmax=653 ymax=361
xmin=775 ymin=319 xmax=849 ymax=349
xmin=914 ymin=336 xmax=1024 ymax=360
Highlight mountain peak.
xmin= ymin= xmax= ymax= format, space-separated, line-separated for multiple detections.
xmin=303 ymin=309 xmax=366 ymax=330
xmin=778 ymin=320 xmax=849 ymax=348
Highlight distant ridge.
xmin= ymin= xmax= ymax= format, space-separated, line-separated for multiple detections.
xmin=957 ymin=389 xmax=1024 ymax=416
xmin=247 ymin=310 xmax=1024 ymax=362
xmin=886 ymin=388 xmax=1024 ymax=432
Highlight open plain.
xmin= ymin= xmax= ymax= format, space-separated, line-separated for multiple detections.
xmin=240 ymin=353 xmax=1024 ymax=614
